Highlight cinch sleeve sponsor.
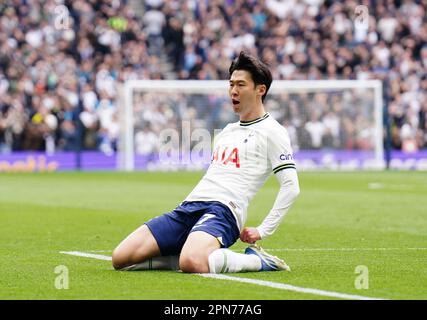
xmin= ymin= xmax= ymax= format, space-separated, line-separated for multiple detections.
xmin=267 ymin=128 xmax=296 ymax=174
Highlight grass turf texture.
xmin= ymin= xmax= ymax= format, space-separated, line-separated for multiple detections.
xmin=0 ymin=171 xmax=426 ymax=300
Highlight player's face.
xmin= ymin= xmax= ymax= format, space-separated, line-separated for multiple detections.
xmin=229 ymin=70 xmax=264 ymax=115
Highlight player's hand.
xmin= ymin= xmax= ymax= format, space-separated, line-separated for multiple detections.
xmin=240 ymin=227 xmax=261 ymax=244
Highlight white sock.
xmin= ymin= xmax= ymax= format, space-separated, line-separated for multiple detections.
xmin=208 ymin=249 xmax=261 ymax=273
xmin=120 ymin=256 xmax=180 ymax=271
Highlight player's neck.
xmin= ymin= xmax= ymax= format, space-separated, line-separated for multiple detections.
xmin=239 ymin=105 xmax=266 ymax=122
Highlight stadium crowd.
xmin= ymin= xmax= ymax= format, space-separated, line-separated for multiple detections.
xmin=0 ymin=0 xmax=426 ymax=155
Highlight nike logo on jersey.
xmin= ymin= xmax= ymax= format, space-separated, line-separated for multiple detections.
xmin=212 ymin=146 xmax=240 ymax=168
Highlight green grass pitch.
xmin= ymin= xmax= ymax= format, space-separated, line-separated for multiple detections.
xmin=0 ymin=171 xmax=426 ymax=300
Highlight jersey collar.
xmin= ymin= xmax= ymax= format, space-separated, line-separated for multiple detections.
xmin=239 ymin=113 xmax=270 ymax=126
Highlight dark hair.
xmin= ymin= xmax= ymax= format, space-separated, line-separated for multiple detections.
xmin=229 ymin=51 xmax=273 ymax=102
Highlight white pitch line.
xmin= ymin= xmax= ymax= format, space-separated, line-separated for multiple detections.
xmin=368 ymin=182 xmax=414 ymax=190
xmin=60 ymin=251 xmax=112 ymax=261
xmin=199 ymin=274 xmax=385 ymax=300
xmin=264 ymin=247 xmax=427 ymax=252
xmin=59 ymin=251 xmax=386 ymax=300
xmin=71 ymin=248 xmax=427 ymax=254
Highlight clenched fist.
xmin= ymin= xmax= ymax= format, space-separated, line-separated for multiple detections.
xmin=239 ymin=227 xmax=261 ymax=244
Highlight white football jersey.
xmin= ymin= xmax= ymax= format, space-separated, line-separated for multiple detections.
xmin=184 ymin=113 xmax=296 ymax=231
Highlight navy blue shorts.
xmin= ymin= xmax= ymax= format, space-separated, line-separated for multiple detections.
xmin=145 ymin=201 xmax=240 ymax=256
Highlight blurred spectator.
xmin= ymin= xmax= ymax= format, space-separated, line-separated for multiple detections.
xmin=135 ymin=124 xmax=158 ymax=156
xmin=305 ymin=112 xmax=325 ymax=149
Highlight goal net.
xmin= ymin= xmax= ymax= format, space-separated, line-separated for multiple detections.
xmin=117 ymin=80 xmax=383 ymax=171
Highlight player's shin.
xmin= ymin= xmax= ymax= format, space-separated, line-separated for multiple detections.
xmin=208 ymin=249 xmax=261 ymax=273
xmin=119 ymin=256 xmax=180 ymax=271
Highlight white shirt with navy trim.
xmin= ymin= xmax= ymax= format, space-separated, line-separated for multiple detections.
xmin=184 ymin=113 xmax=299 ymax=236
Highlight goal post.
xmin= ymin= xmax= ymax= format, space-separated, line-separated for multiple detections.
xmin=118 ymin=80 xmax=383 ymax=171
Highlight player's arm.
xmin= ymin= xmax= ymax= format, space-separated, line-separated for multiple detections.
xmin=240 ymin=127 xmax=300 ymax=243
xmin=240 ymin=169 xmax=300 ymax=243
xmin=256 ymin=168 xmax=300 ymax=239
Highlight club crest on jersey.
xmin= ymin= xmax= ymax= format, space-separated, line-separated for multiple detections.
xmin=212 ymin=146 xmax=240 ymax=168
xmin=243 ymin=132 xmax=255 ymax=143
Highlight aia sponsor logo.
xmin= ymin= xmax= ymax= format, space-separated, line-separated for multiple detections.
xmin=212 ymin=146 xmax=240 ymax=168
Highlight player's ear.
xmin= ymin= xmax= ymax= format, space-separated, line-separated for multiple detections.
xmin=256 ymin=84 xmax=266 ymax=97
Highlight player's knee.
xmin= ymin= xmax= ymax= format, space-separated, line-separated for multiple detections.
xmin=112 ymin=247 xmax=127 ymax=270
xmin=179 ymin=254 xmax=208 ymax=273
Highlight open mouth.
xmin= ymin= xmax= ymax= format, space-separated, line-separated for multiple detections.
xmin=232 ymin=99 xmax=240 ymax=105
